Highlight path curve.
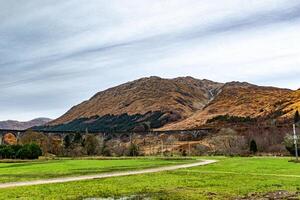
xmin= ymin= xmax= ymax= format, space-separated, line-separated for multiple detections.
xmin=0 ymin=159 xmax=217 ymax=189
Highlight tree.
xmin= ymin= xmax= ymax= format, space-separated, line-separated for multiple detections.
xmin=73 ymin=132 xmax=83 ymax=144
xmin=295 ymin=110 xmax=300 ymax=124
xmin=250 ymin=140 xmax=258 ymax=154
xmin=63 ymin=135 xmax=71 ymax=149
xmin=20 ymin=131 xmax=49 ymax=154
xmin=166 ymin=135 xmax=177 ymax=156
xmin=101 ymin=141 xmax=111 ymax=156
xmin=48 ymin=136 xmax=63 ymax=155
xmin=84 ymin=134 xmax=100 ymax=155
xmin=127 ymin=143 xmax=139 ymax=156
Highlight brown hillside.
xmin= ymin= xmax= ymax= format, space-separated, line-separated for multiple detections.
xmin=278 ymin=89 xmax=300 ymax=119
xmin=160 ymin=82 xmax=292 ymax=130
xmin=50 ymin=76 xmax=223 ymax=125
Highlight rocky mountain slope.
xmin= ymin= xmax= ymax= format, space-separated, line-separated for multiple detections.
xmin=0 ymin=118 xmax=52 ymax=130
xmin=44 ymin=76 xmax=299 ymax=132
xmin=50 ymin=76 xmax=223 ymax=126
xmin=160 ymin=82 xmax=292 ymax=130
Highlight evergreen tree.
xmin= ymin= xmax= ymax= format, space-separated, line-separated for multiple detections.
xmin=73 ymin=132 xmax=82 ymax=144
xmin=294 ymin=110 xmax=300 ymax=124
xmin=63 ymin=135 xmax=71 ymax=149
xmin=250 ymin=140 xmax=258 ymax=154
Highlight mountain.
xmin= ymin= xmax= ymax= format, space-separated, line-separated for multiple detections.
xmin=50 ymin=76 xmax=223 ymax=126
xmin=43 ymin=76 xmax=299 ymax=132
xmin=45 ymin=76 xmax=222 ymax=132
xmin=0 ymin=118 xmax=52 ymax=130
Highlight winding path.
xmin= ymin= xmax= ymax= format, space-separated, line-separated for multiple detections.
xmin=0 ymin=159 xmax=217 ymax=189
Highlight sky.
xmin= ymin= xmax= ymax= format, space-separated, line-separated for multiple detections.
xmin=1 ymin=0 xmax=300 ymax=121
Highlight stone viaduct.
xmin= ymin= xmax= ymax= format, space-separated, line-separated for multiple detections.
xmin=0 ymin=128 xmax=212 ymax=145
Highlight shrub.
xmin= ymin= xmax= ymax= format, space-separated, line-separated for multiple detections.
xmin=16 ymin=146 xmax=31 ymax=159
xmin=284 ymin=134 xmax=300 ymax=156
xmin=16 ymin=144 xmax=42 ymax=159
xmin=0 ymin=145 xmax=14 ymax=159
xmin=0 ymin=144 xmax=42 ymax=160
xmin=182 ymin=149 xmax=187 ymax=157
xmin=195 ymin=144 xmax=210 ymax=156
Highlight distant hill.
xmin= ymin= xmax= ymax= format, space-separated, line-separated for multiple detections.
xmin=40 ymin=76 xmax=299 ymax=132
xmin=0 ymin=118 xmax=52 ymax=130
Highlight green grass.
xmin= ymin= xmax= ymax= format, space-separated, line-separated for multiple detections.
xmin=0 ymin=157 xmax=195 ymax=183
xmin=1 ymin=157 xmax=300 ymax=200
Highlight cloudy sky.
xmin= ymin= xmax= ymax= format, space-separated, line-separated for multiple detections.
xmin=1 ymin=0 xmax=300 ymax=121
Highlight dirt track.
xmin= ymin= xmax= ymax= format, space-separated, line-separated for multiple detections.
xmin=0 ymin=159 xmax=217 ymax=189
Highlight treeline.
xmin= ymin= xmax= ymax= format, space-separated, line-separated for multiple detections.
xmin=207 ymin=114 xmax=256 ymax=124
xmin=34 ymin=111 xmax=177 ymax=133
xmin=62 ymin=132 xmax=140 ymax=157
xmin=1 ymin=130 xmax=142 ymax=158
xmin=0 ymin=144 xmax=42 ymax=159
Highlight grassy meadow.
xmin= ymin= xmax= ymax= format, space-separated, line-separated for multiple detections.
xmin=0 ymin=157 xmax=195 ymax=183
xmin=1 ymin=157 xmax=300 ymax=199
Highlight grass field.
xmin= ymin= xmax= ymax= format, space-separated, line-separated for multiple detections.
xmin=1 ymin=157 xmax=300 ymax=199
xmin=0 ymin=157 xmax=195 ymax=183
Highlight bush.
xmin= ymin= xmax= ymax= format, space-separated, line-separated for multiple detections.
xmin=195 ymin=144 xmax=210 ymax=156
xmin=16 ymin=144 xmax=42 ymax=159
xmin=0 ymin=144 xmax=42 ymax=160
xmin=182 ymin=150 xmax=187 ymax=157
xmin=16 ymin=146 xmax=32 ymax=159
xmin=0 ymin=145 xmax=14 ymax=159
xmin=284 ymin=134 xmax=300 ymax=156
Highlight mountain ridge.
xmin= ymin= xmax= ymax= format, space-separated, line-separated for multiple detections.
xmin=44 ymin=76 xmax=299 ymax=132
xmin=0 ymin=118 xmax=52 ymax=130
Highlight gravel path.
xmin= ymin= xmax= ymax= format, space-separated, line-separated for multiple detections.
xmin=0 ymin=159 xmax=217 ymax=189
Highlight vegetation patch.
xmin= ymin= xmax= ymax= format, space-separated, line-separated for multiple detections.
xmin=0 ymin=144 xmax=42 ymax=160
xmin=236 ymin=190 xmax=300 ymax=200
xmin=206 ymin=115 xmax=256 ymax=124
xmin=35 ymin=111 xmax=168 ymax=133
xmin=1 ymin=157 xmax=300 ymax=199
